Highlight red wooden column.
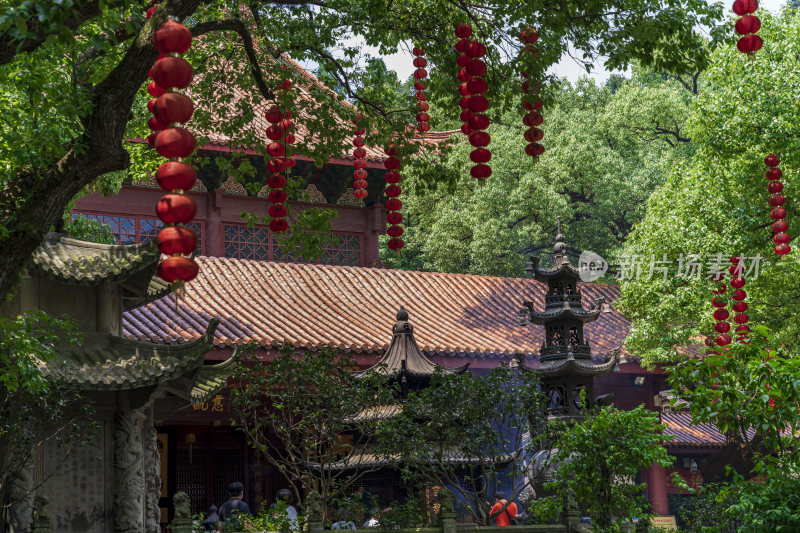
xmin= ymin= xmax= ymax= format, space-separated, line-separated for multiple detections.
xmin=647 ymin=461 xmax=669 ymax=515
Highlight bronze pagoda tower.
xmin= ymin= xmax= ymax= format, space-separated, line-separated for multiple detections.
xmin=516 ymin=219 xmax=617 ymax=420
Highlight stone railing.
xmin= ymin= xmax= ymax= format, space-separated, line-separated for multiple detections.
xmin=168 ymin=491 xmax=648 ymax=533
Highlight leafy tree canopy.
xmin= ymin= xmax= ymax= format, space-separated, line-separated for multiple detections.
xmin=382 ymin=72 xmax=692 ymax=275
xmin=0 ymin=0 xmax=725 ymax=298
xmin=617 ymin=10 xmax=800 ymax=364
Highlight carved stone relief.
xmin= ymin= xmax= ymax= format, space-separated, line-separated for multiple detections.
xmin=113 ymin=410 xmax=144 ymax=533
xmin=144 ymin=427 xmax=161 ymax=533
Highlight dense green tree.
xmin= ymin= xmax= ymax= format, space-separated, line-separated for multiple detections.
xmin=0 ymin=0 xmax=725 ymax=299
xmin=382 ymin=74 xmax=692 ymax=275
xmin=546 ymin=405 xmax=673 ymax=532
xmin=617 ymin=10 xmax=800 ymax=364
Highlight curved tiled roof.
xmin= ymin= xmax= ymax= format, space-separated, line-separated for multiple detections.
xmin=122 ymin=257 xmax=628 ymax=359
xmin=661 ymin=411 xmax=756 ymax=448
xmin=32 ymin=233 xmax=159 ymax=285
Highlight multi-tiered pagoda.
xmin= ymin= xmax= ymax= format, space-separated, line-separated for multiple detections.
xmin=516 ymin=220 xmax=617 ymax=420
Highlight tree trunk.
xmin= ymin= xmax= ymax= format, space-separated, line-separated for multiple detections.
xmin=0 ymin=0 xmax=202 ymax=300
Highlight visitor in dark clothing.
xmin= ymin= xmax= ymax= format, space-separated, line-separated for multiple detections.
xmin=219 ymin=481 xmax=252 ymax=521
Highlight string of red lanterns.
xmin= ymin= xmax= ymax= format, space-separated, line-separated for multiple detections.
xmin=733 ymin=0 xmax=763 ymax=55
xmin=412 ymin=47 xmax=431 ymax=134
xmin=455 ymin=24 xmax=492 ymax=182
xmin=728 ymin=256 xmax=751 ymax=343
xmin=263 ymin=72 xmax=295 ymax=233
xmin=384 ymin=143 xmax=404 ymax=251
xmin=147 ymin=14 xmax=200 ymax=284
xmin=352 ymin=115 xmax=369 ymax=200
xmin=764 ymin=153 xmax=791 ymax=255
xmin=519 ymin=27 xmax=545 ymax=158
xmin=710 ymin=272 xmax=732 ymax=348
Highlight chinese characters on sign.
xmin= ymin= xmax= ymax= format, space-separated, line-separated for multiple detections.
xmin=192 ymin=394 xmax=225 ymax=412
xmin=613 ymin=253 xmax=763 ymax=281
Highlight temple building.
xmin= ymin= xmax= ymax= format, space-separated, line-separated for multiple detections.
xmin=4 ymin=234 xmax=234 ymax=533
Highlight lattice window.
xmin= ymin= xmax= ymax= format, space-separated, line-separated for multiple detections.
xmin=212 ymin=449 xmax=243 ymax=508
xmin=77 ymin=213 xmax=137 ymax=244
xmin=323 ymin=233 xmax=361 ymax=266
xmin=272 ymin=231 xmax=306 ymax=264
xmin=224 ymin=223 xmax=270 ymax=260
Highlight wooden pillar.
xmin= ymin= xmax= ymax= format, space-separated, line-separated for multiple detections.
xmin=205 ymin=190 xmax=224 ymax=257
xmin=647 ymin=462 xmax=669 ymax=516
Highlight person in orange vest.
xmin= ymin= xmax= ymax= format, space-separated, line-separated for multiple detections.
xmin=489 ymin=492 xmax=517 ymax=526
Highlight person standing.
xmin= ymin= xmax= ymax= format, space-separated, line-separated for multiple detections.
xmin=218 ymin=482 xmax=252 ymax=522
xmin=489 ymin=492 xmax=517 ymax=527
xmin=276 ymin=488 xmax=299 ymax=530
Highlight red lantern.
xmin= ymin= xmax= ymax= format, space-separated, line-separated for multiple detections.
xmin=269 ymin=218 xmax=289 ymax=232
xmin=470 ymin=149 xmax=491 ymax=163
xmin=386 ymin=198 xmax=402 ymax=211
xmin=732 ymin=289 xmax=747 ymax=301
xmin=417 ymin=112 xmax=430 ymax=122
xmin=523 ymin=99 xmax=543 ymax=111
xmin=764 ymin=153 xmax=780 ymax=167
xmin=146 ymin=5 xmax=158 ymax=18
xmin=770 ymin=207 xmax=787 ymax=220
xmin=266 ymin=125 xmax=284 ymax=140
xmin=268 ymin=189 xmax=288 ymax=203
xmin=354 ymin=189 xmax=367 ymax=199
xmin=265 ymin=106 xmax=283 ymax=123
xmin=468 ymin=96 xmax=489 ymax=112
xmin=157 ymin=226 xmax=197 ymax=255
xmin=715 ymin=322 xmax=731 ymax=333
xmin=413 ymin=47 xmax=426 ymax=56
xmin=467 ymin=78 xmax=488 ymax=95
xmin=773 ymin=233 xmax=791 ymax=244
xmin=523 ymin=112 xmax=543 ymax=127
xmin=419 ymin=123 xmax=430 ymax=132
xmin=772 ymin=220 xmax=789 ymax=232
xmin=768 ymin=181 xmax=783 ymax=193
xmin=713 ymin=309 xmax=730 ymax=321
xmin=466 ymin=59 xmax=487 ymax=76
xmin=152 ymin=20 xmax=193 ymax=54
xmin=733 ymin=302 xmax=748 ymax=312
xmin=266 ymin=159 xmax=285 ymax=173
xmin=716 ymin=334 xmax=732 ymax=346
xmin=730 ymin=277 xmax=745 ymax=288
xmin=457 ymin=54 xmax=470 ymax=68
xmin=354 ymin=179 xmax=368 ymax=189
xmin=470 ymin=164 xmax=492 ymax=179
xmin=155 ymin=127 xmax=196 ymax=158
xmin=268 ymin=204 xmax=288 ymax=218
xmin=769 ymin=194 xmax=785 ymax=207
xmin=455 ymin=24 xmax=472 ymax=38
xmin=524 ymin=128 xmax=544 ymax=142
xmin=732 ymin=0 xmax=758 ymax=16
xmin=468 ymin=114 xmax=490 ymax=130
xmin=465 ymin=41 xmax=486 ymax=58
xmin=156 ymin=161 xmax=196 ymax=191
xmin=387 ymin=212 xmax=403 ymax=224
xmin=157 ymin=256 xmax=199 ymax=282
xmin=712 ymin=296 xmax=726 ymax=308
xmin=737 ymin=34 xmax=763 ymax=53
xmin=353 ymin=147 xmax=367 ymax=159
xmin=776 ymin=244 xmax=792 ymax=255
xmin=460 ymin=124 xmax=473 ymax=135
xmin=414 ymin=68 xmax=428 ymax=79
xmin=469 ymin=132 xmax=491 ymax=147
xmin=148 ymin=116 xmax=166 ymax=131
xmin=267 ymin=174 xmax=287 ymax=188
xmin=353 ymin=137 xmax=365 ymax=147
xmin=385 ymin=185 xmax=402 ymax=197
xmin=519 ymin=27 xmax=538 ymax=43
xmin=152 ymin=56 xmax=193 ymax=89
xmin=267 ymin=142 xmax=286 ymax=157
xmin=385 ymin=172 xmax=401 ymax=184
xmin=387 ymin=225 xmax=404 ymax=237
xmin=413 ymin=57 xmax=428 ymax=68
xmin=157 ymin=194 xmax=197 ymax=224
xmin=384 ymin=157 xmax=401 ymax=170
xmin=153 ymin=92 xmax=194 ymax=124
xmin=734 ymin=314 xmax=750 ymax=324
xmin=525 ymin=143 xmax=545 ymax=157
xmin=354 ymin=169 xmax=368 ymax=180
xmin=735 ymin=15 xmax=761 ymax=34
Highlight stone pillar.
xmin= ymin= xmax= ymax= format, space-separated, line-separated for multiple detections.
xmin=438 ymin=489 xmax=456 ymax=533
xmin=171 ymin=493 xmax=192 ymax=533
xmin=144 ymin=426 xmax=161 ymax=533
xmin=647 ymin=462 xmax=669 ymax=516
xmin=560 ymin=490 xmax=580 ymax=532
xmin=113 ymin=410 xmax=144 ymax=533
xmin=302 ymin=491 xmax=323 ymax=533
xmin=31 ymin=495 xmax=51 ymax=533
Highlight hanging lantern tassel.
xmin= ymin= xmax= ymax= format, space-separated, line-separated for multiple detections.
xmin=765 ymin=153 xmax=791 ymax=255
xmin=728 ymin=256 xmax=751 ymax=343
xmin=148 ymin=16 xmax=199 ymax=285
xmin=519 ymin=26 xmax=544 ymax=159
xmin=412 ymin=47 xmax=431 ymax=134
xmin=384 ymin=143 xmax=404 ymax=252
xmin=733 ymin=0 xmax=762 ymax=57
xmin=455 ymin=23 xmax=492 ymax=183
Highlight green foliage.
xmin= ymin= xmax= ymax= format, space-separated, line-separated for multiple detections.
xmin=526 ymin=496 xmax=561 ymax=525
xmin=230 ymin=345 xmax=393 ymax=518
xmin=383 ymin=74 xmax=691 ymax=276
xmin=373 ymin=498 xmax=431 ymax=529
xmin=618 ymin=11 xmax=800 ymax=363
xmin=673 ymin=484 xmax=740 ymax=533
xmin=547 ymin=405 xmax=673 ymax=531
xmin=668 ymin=328 xmax=800 ymax=531
xmin=62 ymin=213 xmax=117 ymax=244
xmin=0 ymin=311 xmax=95 ymax=517
xmin=378 ymin=366 xmax=547 ymax=525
